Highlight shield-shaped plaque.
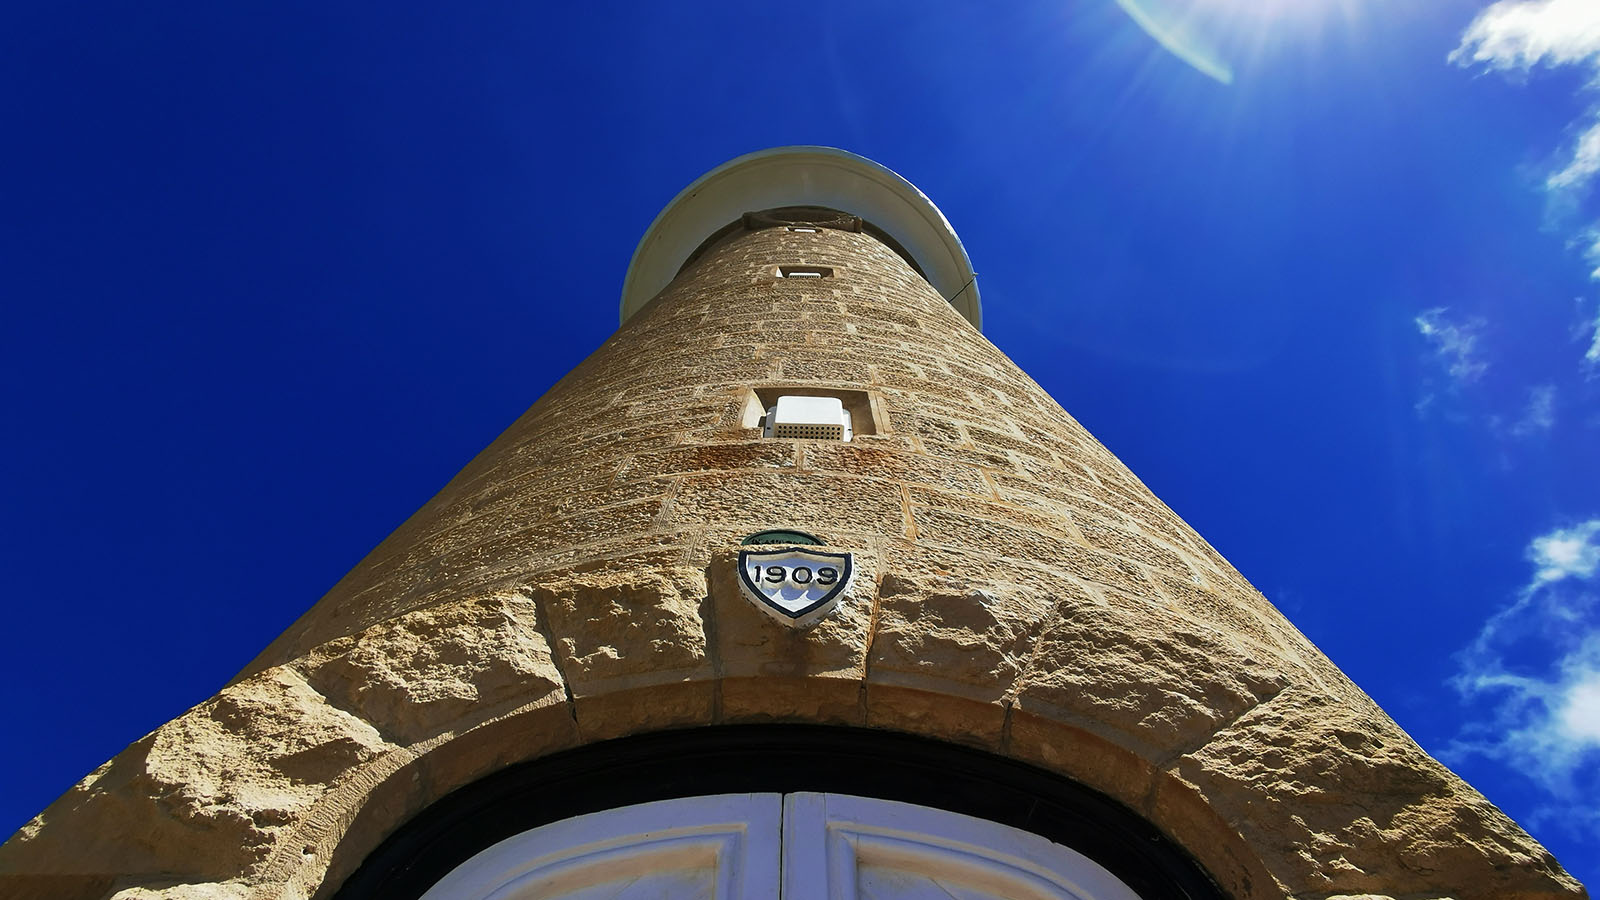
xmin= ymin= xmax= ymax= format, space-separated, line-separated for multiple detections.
xmin=736 ymin=546 xmax=854 ymax=628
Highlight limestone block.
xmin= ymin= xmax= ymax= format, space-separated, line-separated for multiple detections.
xmin=909 ymin=501 xmax=1071 ymax=563
xmin=707 ymin=546 xmax=875 ymax=681
xmin=707 ymin=545 xmax=876 ymax=722
xmin=1137 ymin=768 xmax=1287 ymax=900
xmin=867 ymin=573 xmax=1057 ymax=703
xmin=0 ymin=668 xmax=393 ymax=883
xmin=864 ymin=686 xmax=1006 ymax=750
xmin=535 ymin=568 xmax=713 ymax=696
xmin=668 ymin=471 xmax=904 ymax=539
xmin=913 ymin=436 xmax=1017 ymax=475
xmin=869 ymin=538 xmax=1059 ymax=593
xmin=1151 ymin=572 xmax=1301 ymax=658
xmin=297 ymin=590 xmax=565 ymax=745
xmin=109 ymin=884 xmax=248 ymax=899
xmin=0 ymin=874 xmax=114 ymax=900
xmin=1171 ymin=688 xmax=1585 ymax=899
xmin=619 ymin=441 xmax=797 ymax=481
xmin=1004 ymin=712 xmax=1156 ymax=812
xmin=1075 ymin=518 xmax=1193 ymax=576
xmin=801 ymin=443 xmax=990 ymax=495
xmin=574 ymin=681 xmax=719 ymax=740
xmin=1014 ymin=587 xmax=1288 ymax=758
xmin=720 ymin=674 xmax=861 ymax=725
xmin=524 ymin=537 xmax=690 ymax=579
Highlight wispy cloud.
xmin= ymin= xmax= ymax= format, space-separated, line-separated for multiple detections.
xmin=1450 ymin=0 xmax=1600 ymax=75
xmin=1453 ymin=1 xmax=1600 ymax=379
xmin=1582 ymin=296 xmax=1600 ymax=372
xmin=1451 ymin=519 xmax=1600 ymax=803
xmin=1533 ymin=520 xmax=1600 ymax=583
xmin=1573 ymin=233 xmax=1600 ymax=375
xmin=1416 ymin=307 xmax=1490 ymax=383
xmin=1548 ymin=119 xmax=1600 ymax=194
xmin=1513 ymin=384 xmax=1558 ymax=435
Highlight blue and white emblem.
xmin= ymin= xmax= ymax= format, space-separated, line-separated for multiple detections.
xmin=736 ymin=546 xmax=854 ymax=628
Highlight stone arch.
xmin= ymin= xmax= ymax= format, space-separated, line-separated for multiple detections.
xmin=328 ymin=725 xmax=1229 ymax=900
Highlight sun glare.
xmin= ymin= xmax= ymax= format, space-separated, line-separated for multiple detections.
xmin=1114 ymin=0 xmax=1362 ymax=84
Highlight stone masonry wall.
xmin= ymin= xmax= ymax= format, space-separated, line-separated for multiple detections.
xmin=0 ymin=223 xmax=1585 ymax=900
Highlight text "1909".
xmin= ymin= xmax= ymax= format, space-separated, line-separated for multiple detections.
xmin=748 ymin=565 xmax=840 ymax=586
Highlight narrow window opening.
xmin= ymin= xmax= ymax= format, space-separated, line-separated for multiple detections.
xmin=740 ymin=388 xmax=881 ymax=441
xmin=787 ymin=226 xmax=819 ymax=233
xmin=777 ymin=265 xmax=833 ymax=279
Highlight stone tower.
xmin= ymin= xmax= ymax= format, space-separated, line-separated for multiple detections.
xmin=0 ymin=148 xmax=1584 ymax=900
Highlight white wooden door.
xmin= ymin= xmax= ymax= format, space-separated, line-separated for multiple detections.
xmin=421 ymin=793 xmax=1142 ymax=900
xmin=782 ymin=793 xmax=1142 ymax=900
xmin=418 ymin=793 xmax=781 ymax=900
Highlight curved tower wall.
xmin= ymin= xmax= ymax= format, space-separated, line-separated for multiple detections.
xmin=0 ymin=158 xmax=1584 ymax=900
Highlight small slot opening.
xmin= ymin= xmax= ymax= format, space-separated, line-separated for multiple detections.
xmin=777 ymin=265 xmax=834 ymax=279
xmin=739 ymin=387 xmax=882 ymax=441
xmin=787 ymin=226 xmax=818 ymax=233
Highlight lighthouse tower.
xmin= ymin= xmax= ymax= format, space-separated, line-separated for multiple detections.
xmin=0 ymin=148 xmax=1584 ymax=900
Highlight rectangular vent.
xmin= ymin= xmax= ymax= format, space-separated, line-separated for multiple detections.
xmin=763 ymin=395 xmax=852 ymax=441
xmin=777 ymin=265 xmax=833 ymax=279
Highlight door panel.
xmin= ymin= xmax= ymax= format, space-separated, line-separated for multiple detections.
xmin=419 ymin=793 xmax=781 ymax=900
xmin=783 ymin=793 xmax=1142 ymax=900
xmin=421 ymin=792 xmax=1142 ymax=900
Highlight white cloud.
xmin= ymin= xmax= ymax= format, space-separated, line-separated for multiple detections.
xmin=1451 ymin=0 xmax=1600 ymax=200
xmin=1415 ymin=307 xmax=1490 ymax=383
xmin=1455 ymin=636 xmax=1600 ymax=793
xmin=1584 ymin=301 xmax=1600 ymax=369
xmin=1562 ymin=670 xmax=1600 ymax=742
xmin=1570 ymin=231 xmax=1600 ymax=374
xmin=1450 ymin=0 xmax=1600 ymax=73
xmin=1531 ymin=519 xmax=1600 ymax=583
xmin=1548 ymin=118 xmax=1600 ymax=193
xmin=1512 ymin=384 xmax=1558 ymax=435
xmin=1455 ymin=0 xmax=1600 ymax=375
xmin=1452 ymin=519 xmax=1600 ymax=796
xmin=1578 ymin=228 xmax=1600 ymax=281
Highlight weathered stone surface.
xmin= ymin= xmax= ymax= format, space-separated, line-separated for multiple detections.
xmin=801 ymin=442 xmax=990 ymax=495
xmin=668 ymin=471 xmax=905 ymax=542
xmin=0 ymin=668 xmax=393 ymax=883
xmin=707 ymin=546 xmax=875 ymax=682
xmin=1015 ymin=587 xmax=1289 ymax=757
xmin=1142 ymin=769 xmax=1288 ymax=900
xmin=0 ymin=874 xmax=115 ymax=900
xmin=619 ymin=441 xmax=796 ymax=481
xmin=707 ymin=544 xmax=877 ymax=723
xmin=864 ymin=685 xmax=1005 ymax=750
xmin=298 ymin=590 xmax=564 ymax=745
xmin=535 ymin=568 xmax=713 ymax=695
xmin=109 ymin=884 xmax=249 ymax=899
xmin=1172 ymin=688 xmax=1584 ymax=899
xmin=867 ymin=572 xmax=1056 ymax=703
xmin=1004 ymin=712 xmax=1155 ymax=812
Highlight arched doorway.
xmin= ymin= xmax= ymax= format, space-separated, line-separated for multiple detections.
xmin=336 ymin=727 xmax=1222 ymax=900
xmin=423 ymin=793 xmax=1144 ymax=899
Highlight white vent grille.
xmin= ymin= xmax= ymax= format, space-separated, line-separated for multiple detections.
xmin=763 ymin=396 xmax=852 ymax=441
xmin=776 ymin=265 xmax=833 ymax=279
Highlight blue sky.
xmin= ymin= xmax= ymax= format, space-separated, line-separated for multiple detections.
xmin=3 ymin=0 xmax=1599 ymax=888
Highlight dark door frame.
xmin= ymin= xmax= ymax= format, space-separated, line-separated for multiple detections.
xmin=333 ymin=724 xmax=1226 ymax=900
